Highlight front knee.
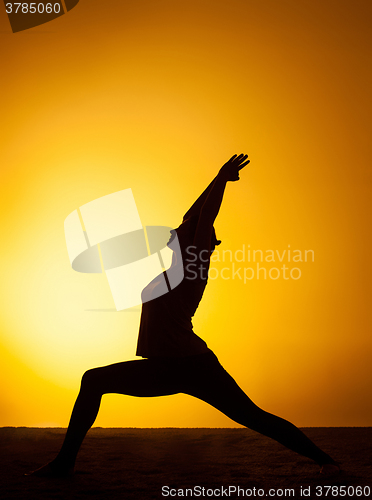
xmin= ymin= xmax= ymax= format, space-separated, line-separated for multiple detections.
xmin=80 ymin=368 xmax=100 ymax=391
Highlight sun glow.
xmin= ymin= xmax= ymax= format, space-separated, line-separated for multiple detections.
xmin=0 ymin=0 xmax=370 ymax=427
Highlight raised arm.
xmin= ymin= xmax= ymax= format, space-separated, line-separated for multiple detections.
xmin=190 ymin=154 xmax=250 ymax=272
xmin=200 ymin=154 xmax=249 ymax=221
xmin=182 ymin=176 xmax=218 ymax=221
xmin=183 ymin=154 xmax=249 ymax=222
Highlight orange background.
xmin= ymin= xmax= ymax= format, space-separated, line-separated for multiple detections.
xmin=0 ymin=0 xmax=370 ymax=427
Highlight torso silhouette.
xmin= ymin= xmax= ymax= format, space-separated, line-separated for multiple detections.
xmin=136 ymin=263 xmax=210 ymax=358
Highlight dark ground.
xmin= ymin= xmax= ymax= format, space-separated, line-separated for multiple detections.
xmin=1 ymin=427 xmax=371 ymax=499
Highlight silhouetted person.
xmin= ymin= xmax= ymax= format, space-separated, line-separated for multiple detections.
xmin=27 ymin=154 xmax=339 ymax=477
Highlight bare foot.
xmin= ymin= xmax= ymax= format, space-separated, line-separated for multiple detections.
xmin=25 ymin=462 xmax=74 ymax=478
xmin=319 ymin=463 xmax=341 ymax=475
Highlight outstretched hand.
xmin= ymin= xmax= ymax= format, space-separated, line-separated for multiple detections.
xmin=219 ymin=154 xmax=250 ymax=182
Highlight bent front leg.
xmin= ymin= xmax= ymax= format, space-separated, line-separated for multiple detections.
xmin=53 ymin=358 xmax=181 ymax=470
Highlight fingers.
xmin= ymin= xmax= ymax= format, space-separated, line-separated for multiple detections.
xmin=237 ymin=154 xmax=248 ymax=162
xmin=238 ymin=159 xmax=250 ymax=169
xmin=221 ymin=154 xmax=250 ymax=180
xmin=232 ymin=153 xmax=249 ymax=166
xmin=227 ymin=153 xmax=248 ymax=163
xmin=233 ymin=153 xmax=248 ymax=161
